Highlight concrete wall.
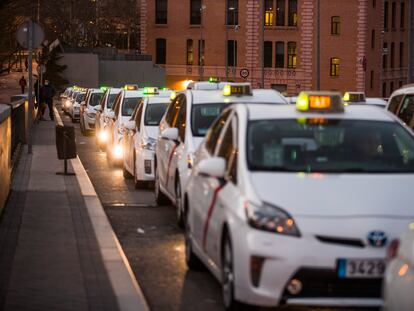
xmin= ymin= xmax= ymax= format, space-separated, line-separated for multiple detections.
xmin=99 ymin=60 xmax=166 ymax=87
xmin=59 ymin=53 xmax=100 ymax=88
xmin=0 ymin=104 xmax=11 ymax=214
xmin=59 ymin=54 xmax=166 ymax=89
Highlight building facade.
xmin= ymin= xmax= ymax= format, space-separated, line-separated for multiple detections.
xmin=140 ymin=0 xmax=413 ymax=96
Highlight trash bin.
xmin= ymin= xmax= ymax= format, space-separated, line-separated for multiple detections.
xmin=55 ymin=124 xmax=76 ymax=159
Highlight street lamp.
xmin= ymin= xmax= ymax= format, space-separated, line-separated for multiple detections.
xmin=199 ymin=4 xmax=206 ymax=80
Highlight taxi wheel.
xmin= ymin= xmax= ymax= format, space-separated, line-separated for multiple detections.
xmin=184 ymin=208 xmax=203 ymax=270
xmin=155 ymin=168 xmax=170 ymax=205
xmin=175 ymin=179 xmax=184 ymax=228
xmin=222 ymin=233 xmax=242 ymax=311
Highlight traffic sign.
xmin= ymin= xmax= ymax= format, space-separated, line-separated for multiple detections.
xmin=240 ymin=68 xmax=249 ymax=79
xmin=16 ymin=21 xmax=44 ymax=49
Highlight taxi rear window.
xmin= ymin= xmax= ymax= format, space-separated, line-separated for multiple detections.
xmin=122 ymin=97 xmax=141 ymax=116
xmin=75 ymin=93 xmax=85 ymax=102
xmin=144 ymin=103 xmax=168 ymax=126
xmin=191 ymin=103 xmax=226 ymax=136
xmin=247 ymin=119 xmax=414 ymax=173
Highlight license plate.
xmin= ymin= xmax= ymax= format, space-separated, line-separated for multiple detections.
xmin=337 ymin=258 xmax=386 ymax=278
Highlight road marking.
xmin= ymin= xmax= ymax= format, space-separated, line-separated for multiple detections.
xmin=202 ymin=185 xmax=223 ymax=251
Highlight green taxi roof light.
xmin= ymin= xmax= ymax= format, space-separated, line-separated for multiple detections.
xmin=143 ymin=87 xmax=159 ymax=95
xmin=209 ymin=76 xmax=219 ymax=83
xmin=296 ymin=91 xmax=344 ymax=113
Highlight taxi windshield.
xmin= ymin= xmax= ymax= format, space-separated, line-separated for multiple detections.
xmin=89 ymin=93 xmax=103 ymax=106
xmin=122 ymin=97 xmax=141 ymax=116
xmin=144 ymin=103 xmax=168 ymax=126
xmin=247 ymin=119 xmax=414 ymax=173
xmin=107 ymin=94 xmax=118 ymax=109
xmin=192 ymin=103 xmax=226 ymax=136
xmin=75 ymin=93 xmax=85 ymax=102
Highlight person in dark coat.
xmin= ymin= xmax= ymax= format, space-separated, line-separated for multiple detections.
xmin=19 ymin=76 xmax=27 ymax=94
xmin=40 ymin=80 xmax=56 ymax=121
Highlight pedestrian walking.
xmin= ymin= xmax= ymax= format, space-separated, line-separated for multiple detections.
xmin=40 ymin=80 xmax=56 ymax=121
xmin=19 ymin=76 xmax=27 ymax=94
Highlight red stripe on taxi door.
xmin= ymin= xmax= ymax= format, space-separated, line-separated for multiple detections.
xmin=202 ymin=185 xmax=223 ymax=251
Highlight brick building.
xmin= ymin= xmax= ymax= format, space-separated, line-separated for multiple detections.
xmin=140 ymin=0 xmax=413 ymax=96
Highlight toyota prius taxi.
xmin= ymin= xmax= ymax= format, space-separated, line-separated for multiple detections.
xmin=184 ymin=91 xmax=414 ymax=309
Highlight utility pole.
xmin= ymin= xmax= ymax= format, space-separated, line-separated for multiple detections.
xmin=316 ymin=0 xmax=321 ymax=90
xmin=408 ymin=0 xmax=413 ymax=83
xmin=27 ymin=21 xmax=34 ymax=154
xmin=260 ymin=0 xmax=265 ymax=88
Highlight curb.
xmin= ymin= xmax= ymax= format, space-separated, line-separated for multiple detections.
xmin=54 ymin=107 xmax=149 ymax=311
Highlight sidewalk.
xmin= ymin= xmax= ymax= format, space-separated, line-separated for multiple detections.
xmin=0 ymin=106 xmax=148 ymax=310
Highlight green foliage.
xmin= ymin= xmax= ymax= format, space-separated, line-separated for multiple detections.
xmin=43 ymin=50 xmax=68 ymax=91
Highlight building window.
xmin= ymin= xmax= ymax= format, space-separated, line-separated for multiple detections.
xmin=186 ymin=39 xmax=193 ymax=65
xmin=198 ymin=39 xmax=205 ymax=65
xmin=390 ymin=81 xmax=394 ymax=94
xmin=264 ymin=0 xmax=274 ymax=26
xmin=288 ymin=0 xmax=297 ymax=26
xmin=373 ymin=0 xmax=376 ymax=8
xmin=382 ymin=82 xmax=387 ymax=98
xmin=276 ymin=41 xmax=285 ymax=68
xmin=370 ymin=70 xmax=374 ymax=89
xmin=384 ymin=1 xmax=389 ymax=30
xmin=330 ymin=58 xmax=340 ymax=76
xmin=383 ymin=42 xmax=388 ymax=69
xmin=400 ymin=2 xmax=405 ymax=28
xmin=400 ymin=42 xmax=404 ymax=67
xmin=287 ymin=42 xmax=296 ymax=69
xmin=226 ymin=0 xmax=239 ymax=25
xmin=390 ymin=42 xmax=395 ymax=68
xmin=391 ymin=2 xmax=396 ymax=29
xmin=190 ymin=0 xmax=201 ymax=25
xmin=371 ymin=29 xmax=375 ymax=49
xmin=227 ymin=40 xmax=237 ymax=67
xmin=276 ymin=0 xmax=286 ymax=26
xmin=155 ymin=38 xmax=166 ymax=64
xmin=264 ymin=41 xmax=273 ymax=67
xmin=399 ymin=80 xmax=404 ymax=88
xmin=155 ymin=0 xmax=168 ymax=24
xmin=331 ymin=16 xmax=340 ymax=35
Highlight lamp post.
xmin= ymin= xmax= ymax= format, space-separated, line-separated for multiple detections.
xmin=199 ymin=3 xmax=206 ymax=80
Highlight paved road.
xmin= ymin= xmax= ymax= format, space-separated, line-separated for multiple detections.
xmin=58 ymin=108 xmax=378 ymax=311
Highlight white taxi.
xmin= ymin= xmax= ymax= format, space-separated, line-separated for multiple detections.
xmin=184 ymin=91 xmax=414 ymax=309
xmin=80 ymin=88 xmax=104 ymax=135
xmin=122 ymin=88 xmax=173 ymax=187
xmin=68 ymin=90 xmax=86 ymax=123
xmin=155 ymin=83 xmax=287 ymax=226
xmin=106 ymin=85 xmax=145 ymax=164
xmin=95 ymin=87 xmax=122 ymax=149
xmin=61 ymin=87 xmax=73 ymax=114
xmin=383 ymin=222 xmax=414 ymax=311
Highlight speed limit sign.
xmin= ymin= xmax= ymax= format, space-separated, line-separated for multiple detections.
xmin=240 ymin=68 xmax=249 ymax=79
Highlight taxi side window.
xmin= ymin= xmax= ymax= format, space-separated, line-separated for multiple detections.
xmin=205 ymin=110 xmax=231 ymax=155
xmin=113 ymin=94 xmax=121 ymax=115
xmin=165 ymin=97 xmax=181 ymax=126
xmin=100 ymin=92 xmax=106 ymax=110
xmin=388 ymin=95 xmax=403 ymax=114
xmin=175 ymin=97 xmax=187 ymax=142
xmin=135 ymin=103 xmax=144 ymax=132
xmin=217 ymin=117 xmax=238 ymax=184
xmin=397 ymin=95 xmax=414 ymax=125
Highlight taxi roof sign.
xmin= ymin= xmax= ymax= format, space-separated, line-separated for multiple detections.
xmin=208 ymin=76 xmax=219 ymax=83
xmin=124 ymin=84 xmax=139 ymax=90
xmin=143 ymin=87 xmax=159 ymax=95
xmin=222 ymin=83 xmax=252 ymax=96
xmin=296 ymin=91 xmax=344 ymax=113
xmin=343 ymin=92 xmax=365 ymax=102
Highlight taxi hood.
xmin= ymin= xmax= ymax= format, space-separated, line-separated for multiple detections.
xmin=250 ymin=172 xmax=414 ymax=218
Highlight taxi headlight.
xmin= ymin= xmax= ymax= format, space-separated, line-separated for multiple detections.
xmin=140 ymin=137 xmax=156 ymax=151
xmin=65 ymin=100 xmax=71 ymax=107
xmin=245 ymin=202 xmax=301 ymax=237
xmin=113 ymin=144 xmax=123 ymax=159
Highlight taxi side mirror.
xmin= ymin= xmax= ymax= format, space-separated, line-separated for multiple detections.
xmin=161 ymin=128 xmax=179 ymax=141
xmin=196 ymin=157 xmax=226 ymax=178
xmin=125 ymin=120 xmax=136 ymax=131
